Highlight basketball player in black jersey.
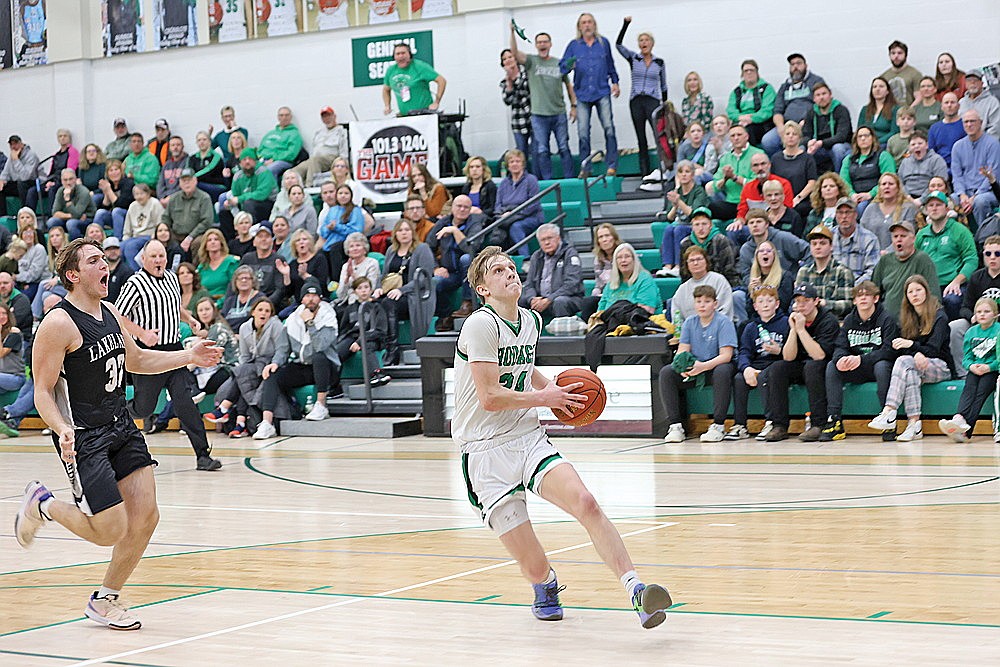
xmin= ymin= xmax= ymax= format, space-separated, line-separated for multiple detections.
xmin=14 ymin=238 xmax=223 ymax=631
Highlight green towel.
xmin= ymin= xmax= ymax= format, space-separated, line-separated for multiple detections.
xmin=671 ymin=350 xmax=706 ymax=387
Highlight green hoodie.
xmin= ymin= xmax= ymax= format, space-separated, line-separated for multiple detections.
xmin=689 ymin=225 xmax=721 ymax=249
xmin=726 ymin=79 xmax=776 ymax=124
xmin=124 ymin=149 xmax=161 ymax=188
xmin=232 ymin=165 xmax=278 ymax=204
xmin=258 ymin=124 xmax=303 ymax=164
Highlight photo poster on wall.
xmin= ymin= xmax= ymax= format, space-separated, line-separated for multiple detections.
xmin=12 ymin=0 xmax=46 ymax=67
xmin=153 ymin=0 xmax=197 ymax=50
xmin=981 ymin=62 xmax=1000 ymax=99
xmin=102 ymin=0 xmax=143 ymax=57
xmin=304 ymin=0 xmax=356 ymax=30
xmin=350 ymin=114 xmax=439 ymax=204
xmin=253 ymin=0 xmax=301 ymax=38
xmin=356 ymin=0 xmax=408 ymax=26
xmin=0 ymin=2 xmax=13 ymax=69
xmin=209 ymin=0 xmax=251 ymax=43
xmin=409 ymin=0 xmax=453 ymax=20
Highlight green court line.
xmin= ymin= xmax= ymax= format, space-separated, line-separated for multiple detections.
xmin=307 ymin=586 xmax=332 ymax=592
xmin=474 ymin=595 xmax=501 ymax=602
xmin=668 ymin=602 xmax=687 ymax=609
xmin=867 ymin=611 xmax=893 ymax=619
xmin=0 ymin=649 xmax=171 ymax=667
xmin=0 ymin=588 xmax=222 ymax=638
xmin=4 ymin=584 xmax=995 ymax=633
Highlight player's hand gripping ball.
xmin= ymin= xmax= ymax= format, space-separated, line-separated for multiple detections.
xmin=552 ymin=368 xmax=606 ymax=427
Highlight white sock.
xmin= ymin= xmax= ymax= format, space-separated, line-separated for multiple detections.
xmin=542 ymin=569 xmax=556 ymax=585
xmin=620 ymin=570 xmax=641 ymax=598
xmin=38 ymin=497 xmax=53 ymax=521
xmin=97 ymin=586 xmax=120 ymax=599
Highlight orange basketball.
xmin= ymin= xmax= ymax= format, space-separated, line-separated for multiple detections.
xmin=552 ymin=368 xmax=606 ymax=427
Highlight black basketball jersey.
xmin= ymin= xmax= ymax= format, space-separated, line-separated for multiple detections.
xmin=54 ymin=300 xmax=128 ymax=430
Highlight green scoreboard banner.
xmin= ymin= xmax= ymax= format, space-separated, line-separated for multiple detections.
xmin=351 ymin=30 xmax=433 ymax=88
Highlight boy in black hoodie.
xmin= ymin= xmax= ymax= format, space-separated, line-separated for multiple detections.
xmin=766 ymin=284 xmax=841 ymax=442
xmin=820 ymin=281 xmax=900 ymax=441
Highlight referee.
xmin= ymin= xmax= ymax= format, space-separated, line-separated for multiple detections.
xmin=115 ymin=240 xmax=222 ymax=471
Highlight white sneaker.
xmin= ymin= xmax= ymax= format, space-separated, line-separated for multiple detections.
xmin=723 ymin=424 xmax=750 ymax=441
xmin=897 ymin=421 xmax=923 ymax=442
xmin=85 ymin=592 xmax=141 ymax=631
xmin=755 ymin=421 xmax=774 ymax=441
xmin=191 ymin=392 xmax=206 ymax=405
xmin=663 ymin=423 xmax=685 ymax=443
xmin=642 ymin=168 xmax=662 ymax=183
xmin=252 ymin=420 xmax=277 ymax=440
xmin=868 ymin=407 xmax=897 ymax=431
xmin=655 ymin=266 xmax=680 ymax=278
xmin=938 ymin=417 xmax=970 ymax=443
xmin=993 ymin=431 xmax=1000 ymax=443
xmin=305 ymin=402 xmax=329 ymax=421
xmin=639 ymin=182 xmax=663 ymax=192
xmin=700 ymin=423 xmax=726 ymax=442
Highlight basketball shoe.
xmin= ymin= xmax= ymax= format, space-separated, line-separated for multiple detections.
xmin=85 ymin=592 xmax=141 ymax=631
xmin=531 ymin=577 xmax=566 ymax=621
xmin=632 ymin=583 xmax=672 ymax=629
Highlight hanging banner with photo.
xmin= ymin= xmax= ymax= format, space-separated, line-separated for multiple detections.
xmin=154 ymin=0 xmax=197 ymax=50
xmin=209 ymin=0 xmax=250 ymax=43
xmin=409 ymin=0 xmax=453 ymax=20
xmin=356 ymin=0 xmax=408 ymax=26
xmin=304 ymin=0 xmax=355 ymax=30
xmin=350 ymin=114 xmax=439 ymax=204
xmin=0 ymin=2 xmax=13 ymax=69
xmin=12 ymin=0 xmax=46 ymax=68
xmin=254 ymin=0 xmax=301 ymax=38
xmin=351 ymin=30 xmax=432 ymax=88
xmin=102 ymin=0 xmax=143 ymax=57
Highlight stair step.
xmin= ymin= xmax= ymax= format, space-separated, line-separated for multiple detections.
xmin=326 ymin=398 xmax=423 ymax=415
xmin=347 ymin=379 xmax=423 ymax=400
xmin=402 ymin=349 xmax=420 ymax=365
xmin=280 ymin=416 xmax=422 ymax=438
xmin=380 ymin=364 xmax=422 ymax=379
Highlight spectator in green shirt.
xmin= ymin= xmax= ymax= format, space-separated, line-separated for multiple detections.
xmin=123 ymin=133 xmax=161 ymax=189
xmin=382 ymin=43 xmax=447 ymax=116
xmin=916 ymin=191 xmax=979 ymax=320
xmin=46 ymin=169 xmax=96 ymax=239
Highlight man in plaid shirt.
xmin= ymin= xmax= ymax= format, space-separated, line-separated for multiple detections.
xmin=830 ymin=197 xmax=880 ymax=286
xmin=501 ymin=50 xmax=533 ymax=170
xmin=796 ymin=224 xmax=857 ymax=319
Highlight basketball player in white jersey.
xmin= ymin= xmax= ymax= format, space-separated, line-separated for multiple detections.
xmin=14 ymin=238 xmax=222 ymax=630
xmin=453 ymin=246 xmax=671 ymax=628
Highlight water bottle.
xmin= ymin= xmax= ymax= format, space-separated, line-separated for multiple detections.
xmin=304 ymin=395 xmax=315 ymax=415
xmin=672 ymin=307 xmax=683 ymax=337
xmin=758 ymin=324 xmax=773 ymax=346
xmin=804 ymin=412 xmax=811 ymax=432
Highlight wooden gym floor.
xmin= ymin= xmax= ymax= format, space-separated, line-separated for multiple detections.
xmin=1 ymin=429 xmax=998 ymax=665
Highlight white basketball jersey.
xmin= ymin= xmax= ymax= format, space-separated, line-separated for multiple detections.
xmin=267 ymin=0 xmax=298 ymax=36
xmin=452 ymin=305 xmax=542 ymax=450
xmin=219 ymin=2 xmax=247 ymax=42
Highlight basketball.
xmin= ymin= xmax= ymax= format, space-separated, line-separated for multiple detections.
xmin=551 ymin=368 xmax=606 ymax=427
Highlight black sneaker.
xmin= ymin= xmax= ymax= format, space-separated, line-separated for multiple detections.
xmin=196 ymin=456 xmax=222 ymax=471
xmin=147 ymin=421 xmax=168 ymax=435
xmin=881 ymin=429 xmax=897 ymax=442
xmin=819 ymin=417 xmax=845 ymax=442
xmin=370 ymin=370 xmax=392 ymax=387
xmin=329 ymin=384 xmax=345 ymax=400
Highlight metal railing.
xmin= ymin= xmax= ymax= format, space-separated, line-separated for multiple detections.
xmin=356 ymin=300 xmax=376 ymax=413
xmin=580 ymin=150 xmax=606 ymax=229
xmin=463 ymin=182 xmax=567 ymax=256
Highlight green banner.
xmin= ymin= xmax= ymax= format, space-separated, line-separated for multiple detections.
xmin=351 ymin=30 xmax=433 ymax=88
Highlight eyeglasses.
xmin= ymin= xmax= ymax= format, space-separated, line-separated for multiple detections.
xmin=406 ymin=206 xmax=424 ymax=212
xmin=984 ymin=251 xmax=1000 ymax=257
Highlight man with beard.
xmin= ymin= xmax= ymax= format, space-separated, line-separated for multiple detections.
xmin=879 ymin=40 xmax=922 ymax=107
xmin=156 ymin=136 xmax=189 ymax=206
xmin=761 ymin=53 xmax=826 ymax=156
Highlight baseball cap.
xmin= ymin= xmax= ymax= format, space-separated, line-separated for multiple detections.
xmin=113 ymin=117 xmax=127 ymax=127
xmin=786 ymin=52 xmax=805 ymax=63
xmin=966 ymin=68 xmax=984 ymax=80
xmin=154 ymin=118 xmax=169 ymax=129
xmin=102 ymin=236 xmax=121 ymax=249
xmin=690 ymin=206 xmax=713 ymax=220
xmin=7 ymin=135 xmax=21 ymax=144
xmin=179 ymin=167 xmax=196 ymax=179
xmin=249 ymin=223 xmax=272 ymax=237
xmin=806 ymin=224 xmax=833 ymax=241
xmin=240 ymin=147 xmax=258 ymax=161
xmin=889 ymin=220 xmax=916 ymax=234
xmin=320 ymin=106 xmax=335 ymax=115
xmin=793 ymin=283 xmax=818 ymax=299
xmin=835 ymin=196 xmax=857 ymax=210
xmin=926 ymin=191 xmax=949 ymax=204
xmin=300 ymin=278 xmax=322 ymax=299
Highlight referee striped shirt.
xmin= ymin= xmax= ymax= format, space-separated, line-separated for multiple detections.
xmin=114 ymin=268 xmax=182 ymax=348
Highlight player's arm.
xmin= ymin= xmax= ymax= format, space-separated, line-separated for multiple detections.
xmin=470 ymin=361 xmax=584 ymax=413
xmin=106 ymin=303 xmax=221 ymax=375
xmin=32 ymin=310 xmax=79 ymax=447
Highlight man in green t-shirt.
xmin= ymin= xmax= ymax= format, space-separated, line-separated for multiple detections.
xmin=510 ymin=24 xmax=578 ymax=180
xmin=382 ymin=43 xmax=447 ymax=116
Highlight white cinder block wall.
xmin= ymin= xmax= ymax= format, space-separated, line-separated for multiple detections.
xmin=3 ymin=0 xmax=998 ymax=163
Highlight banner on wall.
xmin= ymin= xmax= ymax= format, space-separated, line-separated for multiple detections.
xmin=209 ymin=0 xmax=250 ymax=43
xmin=350 ymin=114 xmax=439 ymax=204
xmin=254 ymin=0 xmax=301 ymax=38
xmin=154 ymin=0 xmax=197 ymax=50
xmin=410 ymin=0 xmax=453 ymax=20
xmin=351 ymin=29 xmax=432 ymax=88
xmin=12 ymin=0 xmax=46 ymax=67
xmin=356 ymin=0 xmax=407 ymax=25
xmin=0 ymin=1 xmax=12 ymax=69
xmin=103 ymin=0 xmax=143 ymax=57
xmin=304 ymin=0 xmax=356 ymax=30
